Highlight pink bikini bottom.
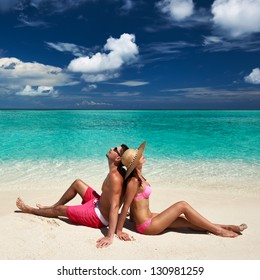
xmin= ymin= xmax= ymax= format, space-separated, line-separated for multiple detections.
xmin=135 ymin=217 xmax=154 ymax=234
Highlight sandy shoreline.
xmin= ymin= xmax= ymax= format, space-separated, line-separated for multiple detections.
xmin=1 ymin=185 xmax=260 ymax=260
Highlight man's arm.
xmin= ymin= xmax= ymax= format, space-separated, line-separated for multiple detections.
xmin=96 ymin=174 xmax=122 ymax=248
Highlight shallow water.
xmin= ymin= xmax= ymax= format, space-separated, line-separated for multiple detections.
xmin=0 ymin=110 xmax=259 ymax=193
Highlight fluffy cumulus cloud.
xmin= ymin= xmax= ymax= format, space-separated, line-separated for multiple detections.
xmin=244 ymin=68 xmax=260 ymax=84
xmin=0 ymin=57 xmax=75 ymax=95
xmin=156 ymin=0 xmax=194 ymax=21
xmin=68 ymin=33 xmax=139 ymax=82
xmin=211 ymin=0 xmax=260 ymax=38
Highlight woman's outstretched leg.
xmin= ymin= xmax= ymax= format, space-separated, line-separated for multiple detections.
xmin=36 ymin=179 xmax=89 ymax=209
xmin=146 ymin=201 xmax=239 ymax=237
xmin=167 ymin=215 xmax=247 ymax=234
xmin=166 ymin=216 xmax=207 ymax=232
xmin=17 ymin=197 xmax=68 ymax=218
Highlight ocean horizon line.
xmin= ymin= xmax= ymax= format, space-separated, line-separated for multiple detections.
xmin=1 ymin=108 xmax=260 ymax=111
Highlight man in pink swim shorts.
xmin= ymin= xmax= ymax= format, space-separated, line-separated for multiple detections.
xmin=66 ymin=185 xmax=108 ymax=229
xmin=16 ymin=144 xmax=128 ymax=248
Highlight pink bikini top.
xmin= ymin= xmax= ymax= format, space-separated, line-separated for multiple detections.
xmin=134 ymin=184 xmax=152 ymax=200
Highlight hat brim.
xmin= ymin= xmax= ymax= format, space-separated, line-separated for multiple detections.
xmin=125 ymin=141 xmax=146 ymax=179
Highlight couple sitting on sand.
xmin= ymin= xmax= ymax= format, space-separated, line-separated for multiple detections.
xmin=16 ymin=141 xmax=247 ymax=248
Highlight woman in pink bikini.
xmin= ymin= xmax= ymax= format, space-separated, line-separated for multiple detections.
xmin=116 ymin=141 xmax=247 ymax=240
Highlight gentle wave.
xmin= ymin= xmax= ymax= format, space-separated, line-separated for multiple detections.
xmin=1 ymin=159 xmax=259 ymax=195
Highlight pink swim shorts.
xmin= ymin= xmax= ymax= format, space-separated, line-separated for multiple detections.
xmin=66 ymin=187 xmax=108 ymax=228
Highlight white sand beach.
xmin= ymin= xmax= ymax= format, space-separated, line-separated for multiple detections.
xmin=1 ymin=182 xmax=260 ymax=260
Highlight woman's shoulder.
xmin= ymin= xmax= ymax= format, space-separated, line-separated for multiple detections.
xmin=127 ymin=176 xmax=139 ymax=185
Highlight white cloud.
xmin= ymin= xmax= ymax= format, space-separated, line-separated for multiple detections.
xmin=111 ymin=81 xmax=149 ymax=87
xmin=156 ymin=0 xmax=194 ymax=21
xmin=161 ymin=87 xmax=260 ymax=100
xmin=30 ymin=0 xmax=87 ymax=11
xmin=121 ymin=0 xmax=134 ymax=12
xmin=112 ymin=91 xmax=140 ymax=97
xmin=46 ymin=42 xmax=88 ymax=57
xmin=67 ymin=33 xmax=138 ymax=82
xmin=203 ymin=35 xmax=260 ymax=52
xmin=202 ymin=35 xmax=233 ymax=51
xmin=203 ymin=36 xmax=223 ymax=45
xmin=81 ymin=72 xmax=120 ymax=82
xmin=82 ymin=84 xmax=97 ymax=92
xmin=76 ymin=100 xmax=112 ymax=106
xmin=244 ymin=68 xmax=260 ymax=84
xmin=87 ymin=84 xmax=97 ymax=90
xmin=0 ymin=0 xmax=91 ymax=13
xmin=212 ymin=0 xmax=260 ymax=38
xmin=16 ymin=85 xmax=58 ymax=96
xmin=147 ymin=41 xmax=195 ymax=53
xmin=68 ymin=33 xmax=138 ymax=73
xmin=17 ymin=14 xmax=48 ymax=27
xmin=0 ymin=57 xmax=75 ymax=95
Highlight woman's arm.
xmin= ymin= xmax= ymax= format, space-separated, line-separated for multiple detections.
xmin=116 ymin=178 xmax=138 ymax=240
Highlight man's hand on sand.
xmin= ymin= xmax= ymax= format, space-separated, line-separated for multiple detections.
xmin=96 ymin=236 xmax=113 ymax=248
xmin=117 ymin=231 xmax=134 ymax=241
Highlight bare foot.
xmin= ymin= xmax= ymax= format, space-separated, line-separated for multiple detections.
xmin=218 ymin=228 xmax=239 ymax=238
xmin=222 ymin=224 xmax=248 ymax=234
xmin=239 ymin=224 xmax=248 ymax=231
xmin=16 ymin=197 xmax=33 ymax=213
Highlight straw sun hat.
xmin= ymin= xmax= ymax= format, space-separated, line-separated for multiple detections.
xmin=121 ymin=141 xmax=146 ymax=179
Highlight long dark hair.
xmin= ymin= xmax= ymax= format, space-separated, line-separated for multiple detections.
xmin=125 ymin=168 xmax=144 ymax=188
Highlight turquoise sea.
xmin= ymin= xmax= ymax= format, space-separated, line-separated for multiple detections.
xmin=0 ymin=110 xmax=259 ymax=193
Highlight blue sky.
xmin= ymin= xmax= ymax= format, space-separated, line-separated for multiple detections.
xmin=0 ymin=0 xmax=260 ymax=109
